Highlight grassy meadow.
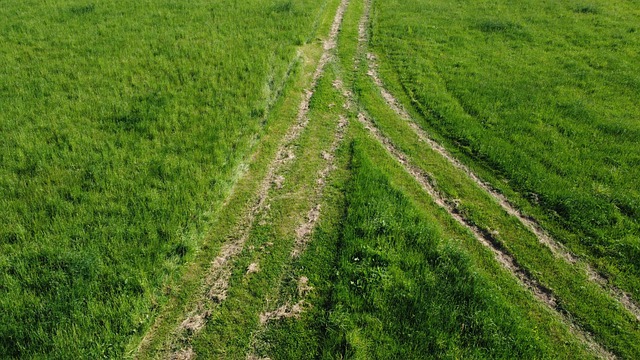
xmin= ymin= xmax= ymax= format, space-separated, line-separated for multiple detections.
xmin=0 ymin=0 xmax=327 ymax=357
xmin=2 ymin=0 xmax=640 ymax=358
xmin=370 ymin=0 xmax=640 ymax=299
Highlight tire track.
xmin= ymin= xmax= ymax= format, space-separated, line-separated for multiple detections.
xmin=249 ymin=111 xmax=347 ymax=353
xmin=246 ymin=39 xmax=351 ymax=360
xmin=161 ymin=1 xmax=351 ymax=358
xmin=291 ymin=113 xmax=348 ymax=258
xmin=355 ymin=109 xmax=614 ymax=360
xmin=359 ymin=0 xmax=639 ymax=324
xmin=134 ymin=37 xmax=310 ymax=360
xmin=331 ymin=55 xmax=613 ymax=356
xmin=261 ymin=84 xmax=349 ymax=323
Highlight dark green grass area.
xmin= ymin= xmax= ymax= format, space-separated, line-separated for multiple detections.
xmin=257 ymin=140 xmax=590 ymax=359
xmin=0 ymin=0 xmax=326 ymax=357
xmin=370 ymin=0 xmax=640 ymax=298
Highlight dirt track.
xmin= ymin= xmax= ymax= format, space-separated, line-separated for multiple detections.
xmin=162 ymin=1 xmax=351 ymax=358
xmin=349 ymin=1 xmax=615 ymax=357
xmin=138 ymin=1 xmax=632 ymax=358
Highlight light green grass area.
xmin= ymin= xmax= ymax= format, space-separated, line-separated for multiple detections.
xmin=0 ymin=0 xmax=327 ymax=357
xmin=370 ymin=0 xmax=640 ymax=299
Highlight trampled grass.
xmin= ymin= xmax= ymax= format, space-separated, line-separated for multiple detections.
xmin=0 ymin=0 xmax=328 ymax=357
xmin=370 ymin=0 xmax=640 ymax=299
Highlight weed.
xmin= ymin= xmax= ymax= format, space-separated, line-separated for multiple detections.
xmin=574 ymin=4 xmax=600 ymax=14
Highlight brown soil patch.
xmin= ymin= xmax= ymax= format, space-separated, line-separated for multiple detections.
xmin=246 ymin=263 xmax=261 ymax=275
xmin=259 ymin=300 xmax=307 ymax=325
xmin=170 ymin=347 xmax=194 ymax=360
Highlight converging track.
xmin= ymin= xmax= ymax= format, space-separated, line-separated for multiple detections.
xmin=135 ymin=1 xmax=639 ymax=358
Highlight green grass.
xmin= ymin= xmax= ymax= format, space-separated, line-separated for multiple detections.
xmin=354 ymin=63 xmax=640 ymax=357
xmin=344 ymin=1 xmax=640 ymax=355
xmin=3 ymin=0 xmax=639 ymax=357
xmin=370 ymin=0 xmax=640 ymax=299
xmin=0 ymin=0 xmax=328 ymax=357
xmin=255 ymin=138 xmax=593 ymax=359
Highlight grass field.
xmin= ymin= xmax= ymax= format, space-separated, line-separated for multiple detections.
xmin=370 ymin=0 xmax=640 ymax=299
xmin=1 ymin=0 xmax=639 ymax=358
xmin=0 ymin=0 xmax=327 ymax=357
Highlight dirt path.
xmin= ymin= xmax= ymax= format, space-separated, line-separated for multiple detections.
xmin=291 ymin=113 xmax=348 ymax=258
xmin=245 ymin=7 xmax=352 ymax=358
xmin=249 ymin=109 xmax=347 ymax=340
xmin=158 ymin=1 xmax=352 ymax=358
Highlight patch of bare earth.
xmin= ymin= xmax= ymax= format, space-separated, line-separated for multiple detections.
xmin=259 ymin=300 xmax=308 ymax=325
xmin=246 ymin=263 xmax=260 ymax=275
xmin=169 ymin=347 xmax=194 ymax=360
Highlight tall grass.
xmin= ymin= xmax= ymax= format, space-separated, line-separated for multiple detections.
xmin=0 ymin=0 xmax=325 ymax=357
xmin=371 ymin=0 xmax=640 ymax=298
